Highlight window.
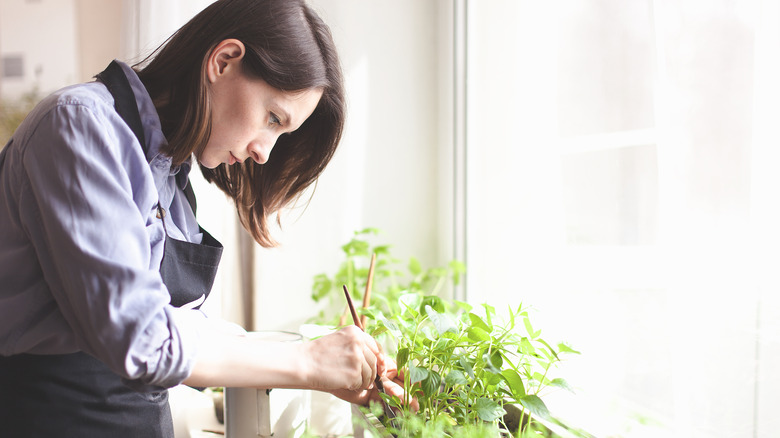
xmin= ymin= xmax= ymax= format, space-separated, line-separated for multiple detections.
xmin=462 ymin=0 xmax=771 ymax=436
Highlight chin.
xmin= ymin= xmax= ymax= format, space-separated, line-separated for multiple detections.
xmin=197 ymin=156 xmax=220 ymax=169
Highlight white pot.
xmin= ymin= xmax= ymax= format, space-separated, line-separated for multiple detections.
xmin=224 ymin=331 xmax=311 ymax=438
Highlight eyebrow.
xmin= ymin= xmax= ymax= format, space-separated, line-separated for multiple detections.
xmin=276 ymin=105 xmax=304 ymax=135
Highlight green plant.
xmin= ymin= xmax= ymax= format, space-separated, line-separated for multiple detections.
xmin=365 ymin=296 xmax=578 ymax=437
xmin=310 ymin=228 xmax=465 ymax=330
xmin=0 ymin=88 xmax=40 ymax=147
xmin=310 ymin=228 xmax=579 ymax=437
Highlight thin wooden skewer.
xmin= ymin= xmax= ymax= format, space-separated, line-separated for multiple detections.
xmin=343 ymin=284 xmax=363 ymax=330
xmin=360 ymin=253 xmax=376 ymax=328
xmin=342 ymin=284 xmax=397 ymax=420
xmin=338 ymin=304 xmax=348 ymax=327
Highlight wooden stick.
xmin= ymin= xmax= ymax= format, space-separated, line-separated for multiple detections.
xmin=338 ymin=304 xmax=348 ymax=327
xmin=360 ymin=253 xmax=376 ymax=327
xmin=343 ymin=285 xmax=363 ymax=330
xmin=342 ymin=283 xmax=398 ymax=421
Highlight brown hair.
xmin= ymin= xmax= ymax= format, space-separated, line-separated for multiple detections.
xmin=135 ymin=0 xmax=345 ymax=247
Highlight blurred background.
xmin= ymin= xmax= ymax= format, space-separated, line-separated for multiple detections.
xmin=2 ymin=0 xmax=779 ymax=436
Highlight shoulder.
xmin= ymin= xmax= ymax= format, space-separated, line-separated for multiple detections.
xmin=12 ymin=82 xmax=118 ymax=144
xmin=11 ymin=82 xmax=141 ymax=158
xmin=6 ymin=81 xmax=154 ymax=196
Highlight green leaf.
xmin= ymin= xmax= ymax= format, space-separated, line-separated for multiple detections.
xmin=420 ymin=369 xmax=442 ymax=396
xmin=342 ymin=238 xmax=370 ymax=256
xmin=369 ymin=325 xmax=388 ymax=337
xmin=421 ymin=326 xmax=437 ymax=342
xmin=500 ymin=369 xmax=526 ymax=399
xmin=467 ymin=326 xmax=491 ymax=342
xmin=310 ymin=274 xmax=332 ymax=302
xmin=537 ymin=339 xmax=560 ymax=361
xmin=444 ymin=369 xmax=468 ymax=387
xmin=448 ymin=260 xmax=466 ymax=285
xmin=519 ymin=337 xmax=535 ymax=355
xmin=361 ymin=308 xmax=378 ymax=320
xmin=481 ymin=351 xmax=502 ymax=373
xmin=373 ymin=244 xmax=391 ymax=255
xmin=489 ymin=350 xmax=503 ymax=369
xmin=396 ymin=347 xmax=410 ymax=369
xmin=459 ymin=357 xmax=476 ymax=380
xmin=485 ymin=371 xmax=503 ymax=386
xmin=557 ymin=343 xmax=581 ymax=355
xmin=549 ymin=378 xmax=574 ymax=393
xmin=468 ymin=313 xmax=492 ymax=332
xmin=409 ymin=363 xmax=428 ymax=384
xmin=379 ymin=318 xmax=402 ymax=339
xmin=523 ymin=317 xmax=538 ymax=339
xmin=532 ymin=372 xmax=550 ymax=386
xmin=482 ymin=303 xmax=496 ymax=327
xmin=398 ymin=293 xmax=422 ymax=313
xmin=420 ymin=296 xmax=445 ymax=314
xmin=519 ymin=395 xmax=550 ymax=419
xmin=438 ymin=412 xmax=458 ymax=426
xmin=426 ymin=305 xmax=458 ymax=335
xmin=474 ymin=398 xmax=506 ymax=422
xmin=408 ymin=257 xmax=422 ymax=276
xmin=356 ymin=227 xmax=380 ymax=236
xmin=454 ymin=300 xmax=473 ymax=313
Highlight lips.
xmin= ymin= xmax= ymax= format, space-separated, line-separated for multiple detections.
xmin=228 ymin=152 xmax=239 ymax=165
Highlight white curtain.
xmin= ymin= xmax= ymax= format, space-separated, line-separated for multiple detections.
xmin=465 ymin=0 xmax=780 ymax=436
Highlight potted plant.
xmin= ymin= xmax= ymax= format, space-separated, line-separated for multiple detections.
xmin=1 ymin=88 xmax=40 ymax=146
xmin=309 ymin=229 xmax=582 ymax=437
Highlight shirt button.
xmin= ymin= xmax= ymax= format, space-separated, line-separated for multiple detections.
xmin=156 ymin=207 xmax=166 ymax=219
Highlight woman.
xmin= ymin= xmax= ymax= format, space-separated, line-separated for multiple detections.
xmin=0 ymin=0 xmax=403 ymax=436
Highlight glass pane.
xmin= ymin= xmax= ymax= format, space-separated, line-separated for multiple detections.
xmin=561 ymin=144 xmax=658 ymax=245
xmin=557 ymin=0 xmax=655 ymax=136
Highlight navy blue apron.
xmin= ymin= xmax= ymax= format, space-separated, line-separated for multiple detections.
xmin=0 ymin=61 xmax=223 ymax=438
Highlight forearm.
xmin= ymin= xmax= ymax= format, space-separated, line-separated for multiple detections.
xmin=183 ymin=332 xmax=310 ymax=389
xmin=181 ymin=322 xmax=382 ymax=393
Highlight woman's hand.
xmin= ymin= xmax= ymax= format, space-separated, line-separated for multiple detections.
xmin=300 ymin=325 xmax=386 ymax=391
xmin=327 ymin=357 xmax=420 ymax=412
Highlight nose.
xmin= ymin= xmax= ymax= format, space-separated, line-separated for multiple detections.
xmin=247 ymin=136 xmax=278 ymax=164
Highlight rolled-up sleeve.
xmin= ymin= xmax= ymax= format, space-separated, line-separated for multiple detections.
xmin=16 ymin=100 xmax=198 ymax=389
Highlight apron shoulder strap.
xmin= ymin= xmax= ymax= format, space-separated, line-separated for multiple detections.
xmin=95 ymin=61 xmax=148 ymax=155
xmin=183 ymin=180 xmax=197 ymax=215
xmin=96 ymin=61 xmax=197 ymax=215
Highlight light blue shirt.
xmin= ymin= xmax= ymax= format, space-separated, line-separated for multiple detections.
xmin=0 ymin=61 xmax=205 ymax=389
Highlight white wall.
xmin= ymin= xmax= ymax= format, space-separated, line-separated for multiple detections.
xmin=0 ymin=0 xmax=79 ymax=98
xmin=251 ymin=0 xmax=449 ymax=331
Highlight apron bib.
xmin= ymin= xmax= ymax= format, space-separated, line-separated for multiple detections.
xmin=0 ymin=61 xmax=223 ymax=438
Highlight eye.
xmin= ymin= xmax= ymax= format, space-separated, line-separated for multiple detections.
xmin=269 ymin=112 xmax=282 ymax=126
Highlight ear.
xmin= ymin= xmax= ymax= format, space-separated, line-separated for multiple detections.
xmin=206 ymin=39 xmax=246 ymax=83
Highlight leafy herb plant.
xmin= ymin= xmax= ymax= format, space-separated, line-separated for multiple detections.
xmin=365 ymin=295 xmax=578 ymax=437
xmin=310 ymin=228 xmax=579 ymax=437
xmin=310 ymin=227 xmax=465 ymax=329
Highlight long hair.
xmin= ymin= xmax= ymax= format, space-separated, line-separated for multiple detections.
xmin=136 ymin=0 xmax=345 ymax=247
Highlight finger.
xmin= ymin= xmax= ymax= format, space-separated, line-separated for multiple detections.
xmin=377 ymin=377 xmax=420 ymax=413
xmin=384 ymin=367 xmax=398 ymax=381
xmin=383 ymin=357 xmax=398 ymax=380
xmin=362 ymin=333 xmax=388 ymax=377
xmin=356 ymin=331 xmax=385 ymax=379
xmin=360 ymin=359 xmax=372 ymax=390
xmin=362 ymin=343 xmax=377 ymax=389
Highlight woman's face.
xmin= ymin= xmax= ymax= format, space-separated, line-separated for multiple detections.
xmin=199 ymin=67 xmax=323 ymax=169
